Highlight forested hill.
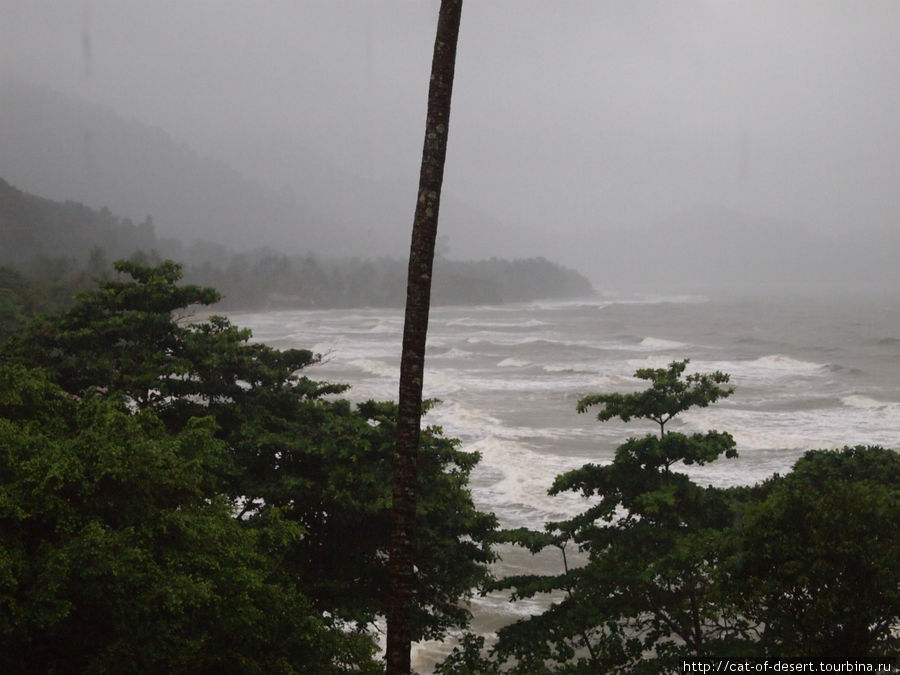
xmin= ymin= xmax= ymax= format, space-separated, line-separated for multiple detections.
xmin=192 ymin=254 xmax=595 ymax=309
xmin=0 ymin=176 xmax=593 ymax=317
xmin=0 ymin=176 xmax=163 ymax=264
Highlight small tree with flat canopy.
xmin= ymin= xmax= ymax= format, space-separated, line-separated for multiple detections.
xmin=487 ymin=360 xmax=746 ymax=672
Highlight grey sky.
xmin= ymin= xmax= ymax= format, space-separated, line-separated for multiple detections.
xmin=2 ymin=1 xmax=899 ymax=261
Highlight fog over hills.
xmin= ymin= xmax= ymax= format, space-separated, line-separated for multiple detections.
xmin=1 ymin=78 xmax=896 ymax=292
xmin=0 ymin=79 xmax=514 ymax=262
xmin=0 ymin=79 xmax=337 ymax=252
xmin=2 ymin=2 xmax=899 ymax=294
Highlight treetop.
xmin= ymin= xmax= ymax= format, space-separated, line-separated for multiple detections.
xmin=577 ymin=359 xmax=734 ymax=436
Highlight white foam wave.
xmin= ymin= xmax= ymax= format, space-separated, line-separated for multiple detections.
xmin=639 ymin=337 xmax=687 ymax=350
xmin=428 ymin=347 xmax=476 ymax=360
xmin=421 ymin=369 xmax=466 ymax=397
xmin=624 ymin=293 xmax=708 ymax=306
xmin=467 ymin=436 xmax=599 ymax=528
xmin=703 ymin=355 xmax=828 ymax=385
xmin=447 ymin=317 xmax=548 ymax=328
xmin=464 ymin=334 xmax=607 ymax=352
xmin=751 ymin=354 xmax=826 ymax=373
xmin=517 ymin=298 xmax=609 ymax=311
xmin=231 ymin=303 xmax=899 ymax=517
xmin=428 ymin=399 xmax=599 ymax=445
xmin=497 ymin=357 xmax=531 ymax=368
xmin=312 ymin=341 xmax=398 ymax=361
xmin=435 ymin=370 xmax=612 ymax=395
xmin=465 ymin=334 xmax=548 ymax=346
xmin=428 ymin=400 xmax=506 ymax=439
xmin=623 ymin=355 xmax=684 ymax=372
xmin=686 ymin=404 xmax=900 ymax=453
xmin=842 ymin=394 xmax=897 ymax=411
xmin=347 ymin=358 xmax=398 ymax=380
xmin=519 ymin=294 xmax=708 ymax=312
xmin=362 ymin=320 xmax=402 ymax=335
xmin=542 ymin=364 xmax=583 ymax=374
xmin=623 ymin=354 xmax=829 ymax=384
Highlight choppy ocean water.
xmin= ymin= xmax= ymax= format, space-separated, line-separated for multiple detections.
xmin=228 ymin=289 xmax=899 ymax=669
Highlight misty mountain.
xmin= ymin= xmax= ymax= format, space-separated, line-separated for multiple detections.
xmin=0 ymin=79 xmax=515 ymax=263
xmin=2 ymin=80 xmax=894 ymax=293
xmin=0 ymin=175 xmax=594 ymax=312
xmin=0 ymin=79 xmax=348 ymax=254
xmin=220 ymin=132 xmax=524 ymax=261
xmin=0 ymin=175 xmax=163 ymax=265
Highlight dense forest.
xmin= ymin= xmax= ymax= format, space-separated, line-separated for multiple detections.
xmin=1 ymin=262 xmax=897 ymax=671
xmin=0 ymin=176 xmax=593 ymax=328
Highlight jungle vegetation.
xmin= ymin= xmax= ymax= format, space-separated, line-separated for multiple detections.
xmin=1 ymin=264 xmax=897 ymax=672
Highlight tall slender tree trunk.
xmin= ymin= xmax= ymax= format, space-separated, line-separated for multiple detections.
xmin=386 ymin=1 xmax=463 ymax=672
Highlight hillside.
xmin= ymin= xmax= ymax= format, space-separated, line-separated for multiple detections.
xmin=0 ymin=79 xmax=513 ymax=260
xmin=0 ymin=176 xmax=164 ymax=264
xmin=0 ymin=79 xmax=338 ymax=253
xmin=0 ymin=177 xmax=594 ymax=316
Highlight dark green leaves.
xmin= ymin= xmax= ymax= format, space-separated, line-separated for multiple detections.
xmin=577 ymin=359 xmax=733 ymax=437
xmin=489 ymin=359 xmax=900 ymax=670
xmin=733 ymin=446 xmax=900 ymax=659
xmin=491 ymin=361 xmax=742 ymax=671
xmin=0 ymin=364 xmax=369 ymax=673
xmin=1 ymin=260 xmax=498 ymax=670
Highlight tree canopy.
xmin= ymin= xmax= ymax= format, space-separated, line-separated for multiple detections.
xmin=3 ymin=263 xmax=897 ymax=670
xmin=454 ymin=361 xmax=900 ymax=672
xmin=0 ymin=363 xmax=374 ymax=673
xmin=733 ymin=445 xmax=900 ymax=659
xmin=1 ymin=260 xmax=497 ymax=672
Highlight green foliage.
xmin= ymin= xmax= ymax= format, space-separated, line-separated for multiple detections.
xmin=733 ymin=446 xmax=900 ymax=659
xmin=1 ymin=259 xmax=497 ymax=667
xmin=0 ymin=176 xmax=159 ymax=267
xmin=0 ymin=263 xmax=100 ymax=345
xmin=576 ymin=359 xmax=733 ymax=438
xmin=8 ymin=259 xmax=895 ymax=668
xmin=190 ymin=252 xmax=595 ymax=310
xmin=0 ymin=267 xmax=30 ymax=342
xmin=216 ymin=386 xmax=497 ymax=640
xmin=434 ymin=633 xmax=494 ymax=674
xmin=482 ymin=361 xmax=899 ymax=669
xmin=5 ymin=260 xmax=220 ymax=405
xmin=490 ymin=361 xmax=743 ymax=672
xmin=0 ymin=364 xmax=375 ymax=673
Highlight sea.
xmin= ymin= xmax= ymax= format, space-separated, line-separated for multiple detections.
xmin=228 ymin=288 xmax=900 ymax=670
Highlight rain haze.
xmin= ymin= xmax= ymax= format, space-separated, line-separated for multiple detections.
xmin=1 ymin=0 xmax=899 ymax=291
xmin=3 ymin=4 xmax=900 ymax=671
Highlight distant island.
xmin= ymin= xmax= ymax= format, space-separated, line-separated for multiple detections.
xmin=0 ymin=176 xmax=593 ymax=333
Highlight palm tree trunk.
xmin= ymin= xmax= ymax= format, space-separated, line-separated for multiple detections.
xmin=386 ymin=1 xmax=463 ymax=672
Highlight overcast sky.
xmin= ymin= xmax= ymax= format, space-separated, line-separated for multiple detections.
xmin=2 ymin=0 xmax=899 ymax=241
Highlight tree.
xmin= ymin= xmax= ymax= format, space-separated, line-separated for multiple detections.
xmin=0 ymin=267 xmax=32 ymax=343
xmin=4 ymin=260 xmax=496 ymax=663
xmin=479 ymin=362 xmax=900 ymax=670
xmin=0 ymin=364 xmax=374 ymax=673
xmin=489 ymin=360 xmax=743 ymax=672
xmin=575 ymin=359 xmax=734 ymax=440
xmin=4 ymin=259 xmax=220 ymax=407
xmin=388 ymin=1 xmax=465 ymax=672
xmin=0 ymin=262 xmax=100 ymax=345
xmin=733 ymin=445 xmax=900 ymax=659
